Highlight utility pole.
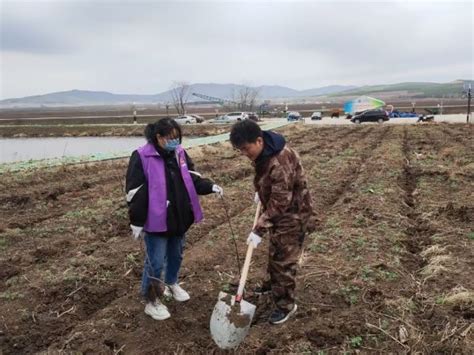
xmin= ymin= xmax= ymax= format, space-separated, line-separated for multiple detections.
xmin=132 ymin=102 xmax=137 ymax=124
xmin=467 ymin=84 xmax=472 ymax=124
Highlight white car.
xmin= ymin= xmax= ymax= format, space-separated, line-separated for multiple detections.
xmin=210 ymin=115 xmax=232 ymax=124
xmin=189 ymin=114 xmax=205 ymax=123
xmin=224 ymin=112 xmax=249 ymax=121
xmin=174 ymin=115 xmax=197 ymax=124
xmin=311 ymin=111 xmax=322 ymax=120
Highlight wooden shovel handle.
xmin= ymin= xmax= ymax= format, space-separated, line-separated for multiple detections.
xmin=235 ymin=202 xmax=261 ymax=301
xmin=252 ymin=201 xmax=261 ymax=229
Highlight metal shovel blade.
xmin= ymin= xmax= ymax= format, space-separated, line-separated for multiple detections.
xmin=210 ymin=291 xmax=256 ymax=349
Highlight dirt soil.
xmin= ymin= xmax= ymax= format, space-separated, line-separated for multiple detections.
xmin=0 ymin=123 xmax=473 ymax=353
xmin=0 ymin=123 xmax=231 ymax=138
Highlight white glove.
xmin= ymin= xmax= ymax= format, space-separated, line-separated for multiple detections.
xmin=130 ymin=225 xmax=144 ymax=240
xmin=247 ymin=232 xmax=262 ymax=248
xmin=254 ymin=192 xmax=260 ymax=204
xmin=212 ymin=184 xmax=224 ymax=198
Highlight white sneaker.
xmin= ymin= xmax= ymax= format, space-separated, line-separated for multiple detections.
xmin=164 ymin=283 xmax=190 ymax=302
xmin=144 ymin=300 xmax=170 ymax=320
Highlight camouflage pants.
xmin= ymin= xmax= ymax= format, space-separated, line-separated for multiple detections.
xmin=266 ymin=230 xmax=305 ymax=312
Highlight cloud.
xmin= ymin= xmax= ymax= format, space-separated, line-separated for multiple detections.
xmin=1 ymin=1 xmax=74 ymax=54
xmin=0 ymin=0 xmax=472 ymax=99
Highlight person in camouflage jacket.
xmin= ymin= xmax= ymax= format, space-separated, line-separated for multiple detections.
xmin=230 ymin=120 xmax=314 ymax=324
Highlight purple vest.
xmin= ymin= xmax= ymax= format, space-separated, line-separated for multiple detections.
xmin=137 ymin=143 xmax=203 ymax=232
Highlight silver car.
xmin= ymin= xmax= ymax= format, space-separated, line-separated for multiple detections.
xmin=174 ymin=115 xmax=197 ymax=125
xmin=224 ymin=112 xmax=249 ymax=121
xmin=210 ymin=115 xmax=232 ymax=124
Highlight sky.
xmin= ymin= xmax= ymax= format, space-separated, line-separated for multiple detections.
xmin=0 ymin=0 xmax=473 ymax=99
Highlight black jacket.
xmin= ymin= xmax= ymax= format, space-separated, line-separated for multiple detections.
xmin=125 ymin=144 xmax=214 ymax=237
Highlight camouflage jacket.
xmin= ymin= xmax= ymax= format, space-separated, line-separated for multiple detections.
xmin=253 ymin=145 xmax=314 ymax=237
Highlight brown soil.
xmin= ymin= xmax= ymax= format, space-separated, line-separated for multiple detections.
xmin=0 ymin=124 xmax=472 ymax=353
xmin=0 ymin=123 xmax=231 ymax=138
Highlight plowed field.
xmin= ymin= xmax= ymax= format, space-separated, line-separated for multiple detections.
xmin=1 ymin=123 xmax=472 ymax=353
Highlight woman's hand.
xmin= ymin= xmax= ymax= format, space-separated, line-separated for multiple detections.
xmin=212 ymin=184 xmax=224 ymax=198
xmin=130 ymin=225 xmax=144 ymax=240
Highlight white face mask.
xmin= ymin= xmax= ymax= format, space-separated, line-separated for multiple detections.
xmin=164 ymin=138 xmax=180 ymax=151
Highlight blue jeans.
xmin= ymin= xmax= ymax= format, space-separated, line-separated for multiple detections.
xmin=141 ymin=233 xmax=185 ymax=299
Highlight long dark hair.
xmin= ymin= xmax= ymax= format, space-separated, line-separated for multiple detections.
xmin=144 ymin=117 xmax=182 ymax=146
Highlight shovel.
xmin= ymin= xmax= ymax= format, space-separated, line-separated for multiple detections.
xmin=210 ymin=202 xmax=261 ymax=349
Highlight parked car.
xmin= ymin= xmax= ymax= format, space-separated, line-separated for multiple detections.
xmin=225 ymin=112 xmax=249 ymax=121
xmin=311 ymin=111 xmax=322 ymax=120
xmin=247 ymin=112 xmax=260 ymax=121
xmin=389 ymin=110 xmax=418 ymax=118
xmin=287 ymin=111 xmax=302 ymax=121
xmin=174 ymin=115 xmax=197 ymax=124
xmin=189 ymin=114 xmax=205 ymax=123
xmin=210 ymin=115 xmax=232 ymax=124
xmin=350 ymin=109 xmax=389 ymax=124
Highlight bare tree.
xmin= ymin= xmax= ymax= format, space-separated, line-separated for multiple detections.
xmin=232 ymin=85 xmax=260 ymax=111
xmin=170 ymin=81 xmax=190 ymax=115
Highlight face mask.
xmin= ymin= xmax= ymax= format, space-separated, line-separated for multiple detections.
xmin=164 ymin=138 xmax=180 ymax=151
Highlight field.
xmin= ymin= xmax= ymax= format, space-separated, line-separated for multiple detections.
xmin=0 ymin=123 xmax=473 ymax=353
xmin=0 ymin=123 xmax=231 ymax=138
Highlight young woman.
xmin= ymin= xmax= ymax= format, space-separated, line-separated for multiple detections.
xmin=126 ymin=118 xmax=223 ymax=320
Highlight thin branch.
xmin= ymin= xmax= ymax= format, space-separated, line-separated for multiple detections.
xmin=57 ymin=306 xmax=76 ymax=318
xmin=66 ymin=285 xmax=84 ymax=297
xmin=366 ymin=322 xmax=410 ymax=350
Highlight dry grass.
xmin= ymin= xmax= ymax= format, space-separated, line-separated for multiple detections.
xmin=421 ymin=265 xmax=447 ymax=277
xmin=444 ymin=286 xmax=474 ymax=306
xmin=420 ymin=245 xmax=447 ymax=259
xmin=439 ymin=147 xmax=455 ymax=158
xmin=445 ymin=291 xmax=474 ymax=305
xmin=385 ymin=296 xmax=417 ymax=315
xmin=188 ymin=146 xmax=206 ymax=159
xmin=421 ymin=252 xmax=453 ymax=277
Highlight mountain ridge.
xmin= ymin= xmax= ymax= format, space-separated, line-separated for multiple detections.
xmin=0 ymin=83 xmax=356 ymax=107
xmin=1 ymin=80 xmax=471 ymax=108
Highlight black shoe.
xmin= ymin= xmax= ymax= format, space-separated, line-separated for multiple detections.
xmin=269 ymin=304 xmax=298 ymax=325
xmin=254 ymin=284 xmax=271 ymax=295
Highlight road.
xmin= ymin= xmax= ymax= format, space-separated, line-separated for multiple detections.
xmin=303 ymin=114 xmax=472 ymax=125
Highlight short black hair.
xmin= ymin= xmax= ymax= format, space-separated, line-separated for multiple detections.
xmin=144 ymin=117 xmax=182 ymax=146
xmin=229 ymin=120 xmax=262 ymax=148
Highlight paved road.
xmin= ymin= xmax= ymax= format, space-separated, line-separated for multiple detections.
xmin=303 ymin=114 xmax=472 ymax=125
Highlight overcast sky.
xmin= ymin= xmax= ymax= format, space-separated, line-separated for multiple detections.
xmin=0 ymin=0 xmax=472 ymax=99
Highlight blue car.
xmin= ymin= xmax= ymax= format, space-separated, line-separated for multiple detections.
xmin=389 ymin=110 xmax=418 ymax=118
xmin=287 ymin=111 xmax=302 ymax=121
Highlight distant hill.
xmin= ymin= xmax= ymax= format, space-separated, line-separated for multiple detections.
xmin=2 ymin=81 xmax=469 ymax=108
xmin=299 ymin=85 xmax=358 ymax=97
xmin=0 ymin=83 xmax=356 ymax=108
xmin=148 ymin=83 xmax=357 ymax=102
xmin=331 ymin=80 xmax=472 ymax=98
xmin=0 ymin=89 xmax=157 ymax=107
